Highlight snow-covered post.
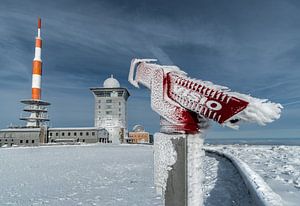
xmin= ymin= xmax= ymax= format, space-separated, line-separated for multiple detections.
xmin=154 ymin=118 xmax=207 ymax=206
xmin=128 ymin=58 xmax=282 ymax=206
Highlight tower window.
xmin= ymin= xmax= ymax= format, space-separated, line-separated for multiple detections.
xmin=62 ymin=132 xmax=65 ymax=136
xmin=32 ymin=140 xmax=34 ymax=143
xmin=49 ymin=133 xmax=52 ymax=136
xmin=86 ymin=132 xmax=89 ymax=136
xmin=80 ymin=132 xmax=83 ymax=136
xmin=74 ymin=132 xmax=77 ymax=136
xmin=106 ymin=111 xmax=112 ymax=115
xmin=26 ymin=140 xmax=29 ymax=143
xmin=56 ymin=133 xmax=58 ymax=136
xmin=68 ymin=132 xmax=71 ymax=136
xmin=20 ymin=140 xmax=23 ymax=144
xmin=92 ymin=132 xmax=95 ymax=136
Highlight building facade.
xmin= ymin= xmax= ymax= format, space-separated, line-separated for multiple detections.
xmin=0 ymin=20 xmax=132 ymax=148
xmin=90 ymin=75 xmax=130 ymax=144
xmin=128 ymin=125 xmax=150 ymax=144
xmin=128 ymin=132 xmax=150 ymax=144
xmin=0 ymin=128 xmax=42 ymax=147
xmin=0 ymin=127 xmax=109 ymax=147
xmin=48 ymin=127 xmax=109 ymax=143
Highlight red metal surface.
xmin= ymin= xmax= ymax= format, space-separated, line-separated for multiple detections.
xmin=38 ymin=17 xmax=41 ymax=29
xmin=166 ymin=73 xmax=249 ymax=124
xmin=151 ymin=68 xmax=199 ymax=134
xmin=130 ymin=60 xmax=250 ymax=134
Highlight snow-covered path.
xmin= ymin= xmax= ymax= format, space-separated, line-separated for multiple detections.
xmin=207 ymin=145 xmax=300 ymax=206
xmin=0 ymin=144 xmax=252 ymax=206
xmin=203 ymin=152 xmax=252 ymax=206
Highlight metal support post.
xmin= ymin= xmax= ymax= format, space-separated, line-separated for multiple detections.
xmin=154 ymin=132 xmax=205 ymax=206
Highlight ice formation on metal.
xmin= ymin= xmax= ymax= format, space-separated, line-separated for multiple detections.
xmin=187 ymin=134 xmax=205 ymax=206
xmin=128 ymin=58 xmax=283 ymax=206
xmin=154 ymin=133 xmax=178 ymax=197
xmin=129 ymin=59 xmax=283 ymax=131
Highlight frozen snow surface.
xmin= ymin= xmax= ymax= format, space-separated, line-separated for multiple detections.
xmin=207 ymin=144 xmax=300 ymax=206
xmin=0 ymin=145 xmax=162 ymax=206
xmin=0 ymin=144 xmax=297 ymax=206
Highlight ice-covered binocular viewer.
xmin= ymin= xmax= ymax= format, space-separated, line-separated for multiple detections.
xmin=129 ymin=59 xmax=282 ymax=133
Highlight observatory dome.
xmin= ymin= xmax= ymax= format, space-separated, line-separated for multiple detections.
xmin=132 ymin=125 xmax=145 ymax=132
xmin=103 ymin=75 xmax=120 ymax=88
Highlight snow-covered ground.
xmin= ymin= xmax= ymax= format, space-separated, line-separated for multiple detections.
xmin=0 ymin=145 xmax=161 ymax=206
xmin=207 ymin=144 xmax=300 ymax=206
xmin=0 ymin=144 xmax=253 ymax=206
xmin=3 ymin=144 xmax=297 ymax=205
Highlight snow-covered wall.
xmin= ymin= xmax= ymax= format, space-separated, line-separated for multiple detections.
xmin=205 ymin=148 xmax=283 ymax=206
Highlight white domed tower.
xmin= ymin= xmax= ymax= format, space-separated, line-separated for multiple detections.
xmin=103 ymin=75 xmax=120 ymax=88
xmin=90 ymin=75 xmax=130 ymax=144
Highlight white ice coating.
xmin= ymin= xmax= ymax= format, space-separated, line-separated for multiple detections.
xmin=154 ymin=133 xmax=206 ymax=206
xmin=129 ymin=59 xmax=283 ymax=129
xmin=225 ymin=92 xmax=283 ymax=129
xmin=129 ymin=59 xmax=283 ymax=206
xmin=153 ymin=133 xmax=178 ymax=197
xmin=187 ymin=133 xmax=205 ymax=206
xmin=183 ymin=77 xmax=283 ymax=129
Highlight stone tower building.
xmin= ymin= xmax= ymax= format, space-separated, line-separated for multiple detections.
xmin=90 ymin=75 xmax=130 ymax=144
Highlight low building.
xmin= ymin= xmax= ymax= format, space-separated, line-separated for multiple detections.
xmin=0 ymin=127 xmax=44 ymax=147
xmin=48 ymin=127 xmax=109 ymax=143
xmin=0 ymin=127 xmax=109 ymax=147
xmin=128 ymin=125 xmax=150 ymax=144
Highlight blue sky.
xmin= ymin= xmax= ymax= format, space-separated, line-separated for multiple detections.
xmin=0 ymin=0 xmax=299 ymax=138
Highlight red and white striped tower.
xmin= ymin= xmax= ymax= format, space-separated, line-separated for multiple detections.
xmin=20 ymin=18 xmax=50 ymax=128
xmin=32 ymin=17 xmax=42 ymax=100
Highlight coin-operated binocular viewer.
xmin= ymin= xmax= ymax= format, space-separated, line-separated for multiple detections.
xmin=128 ymin=59 xmax=282 ymax=206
